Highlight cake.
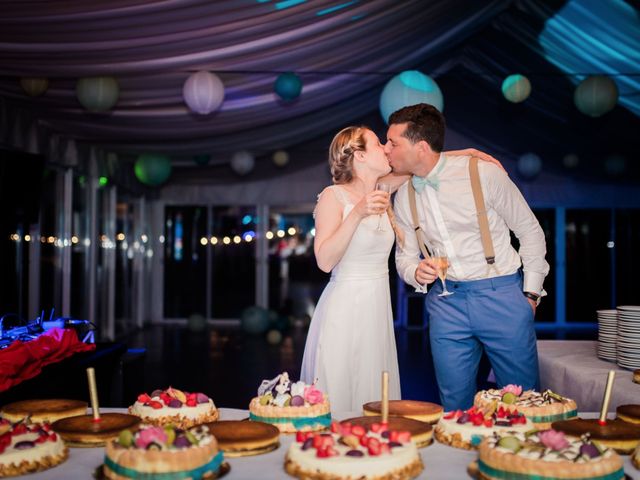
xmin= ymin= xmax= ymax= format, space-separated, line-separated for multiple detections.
xmin=249 ymin=373 xmax=331 ymax=433
xmin=285 ymin=421 xmax=423 ymax=480
xmin=474 ymin=385 xmax=577 ymax=428
xmin=363 ymin=400 xmax=443 ymax=424
xmin=129 ymin=387 xmax=219 ymax=429
xmin=633 ymin=443 xmax=639 ymax=470
xmin=51 ymin=412 xmax=141 ymax=447
xmin=0 ymin=399 xmax=87 ymax=424
xmin=0 ymin=420 xmax=68 ymax=477
xmin=551 ymin=418 xmax=640 ymax=454
xmin=476 ymin=430 xmax=624 ymax=480
xmin=103 ymin=424 xmax=225 ymax=479
xmin=205 ymin=420 xmax=280 ymax=457
xmin=616 ymin=404 xmax=640 ymax=425
xmin=435 ymin=404 xmax=534 ymax=450
xmin=341 ymin=415 xmax=433 ymax=448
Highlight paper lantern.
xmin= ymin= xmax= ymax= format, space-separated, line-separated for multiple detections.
xmin=182 ymin=71 xmax=224 ymax=114
xmin=76 ymin=76 xmax=120 ymax=112
xmin=517 ymin=153 xmax=542 ymax=179
xmin=379 ymin=70 xmax=443 ymax=124
xmin=604 ymin=154 xmax=626 ymax=176
xmin=20 ymin=77 xmax=49 ymax=97
xmin=134 ymin=153 xmax=172 ymax=186
xmin=266 ymin=329 xmax=282 ymax=345
xmin=241 ymin=306 xmax=269 ymax=335
xmin=574 ymin=76 xmax=618 ymax=117
xmin=193 ymin=154 xmax=210 ymax=166
xmin=231 ymin=150 xmax=255 ymax=175
xmin=502 ymin=74 xmax=531 ymax=103
xmin=562 ymin=153 xmax=579 ymax=169
xmin=272 ymin=150 xmax=289 ymax=167
xmin=274 ymin=72 xmax=302 ymax=101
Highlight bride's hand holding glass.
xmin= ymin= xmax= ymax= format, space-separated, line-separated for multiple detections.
xmin=354 ymin=189 xmax=390 ymax=221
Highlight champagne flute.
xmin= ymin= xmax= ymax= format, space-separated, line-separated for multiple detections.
xmin=432 ymin=247 xmax=454 ymax=296
xmin=375 ymin=183 xmax=391 ymax=231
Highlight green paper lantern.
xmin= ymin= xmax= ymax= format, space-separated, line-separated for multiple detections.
xmin=76 ymin=76 xmax=120 ymax=112
xmin=134 ymin=153 xmax=172 ymax=186
xmin=502 ymin=74 xmax=531 ymax=103
xmin=574 ymin=76 xmax=618 ymax=117
xmin=193 ymin=154 xmax=210 ymax=166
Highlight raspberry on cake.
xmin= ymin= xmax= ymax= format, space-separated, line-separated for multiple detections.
xmin=129 ymin=387 xmax=218 ymax=429
xmin=477 ymin=430 xmax=624 ymax=480
xmin=474 ymin=385 xmax=577 ymax=428
xmin=103 ymin=424 xmax=224 ymax=479
xmin=435 ymin=404 xmax=533 ymax=450
xmin=0 ymin=420 xmax=68 ymax=477
xmin=249 ymin=372 xmax=331 ymax=433
xmin=285 ymin=421 xmax=423 ymax=480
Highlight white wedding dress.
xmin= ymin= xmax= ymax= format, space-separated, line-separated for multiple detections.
xmin=301 ymin=185 xmax=401 ymax=412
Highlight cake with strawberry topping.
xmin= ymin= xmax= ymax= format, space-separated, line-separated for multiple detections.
xmin=0 ymin=420 xmax=68 ymax=477
xmin=285 ymin=421 xmax=423 ymax=480
xmin=129 ymin=387 xmax=218 ymax=429
xmin=249 ymin=373 xmax=331 ymax=433
xmin=103 ymin=424 xmax=224 ymax=480
xmin=435 ymin=404 xmax=533 ymax=450
xmin=476 ymin=429 xmax=624 ymax=480
xmin=474 ymin=384 xmax=577 ymax=429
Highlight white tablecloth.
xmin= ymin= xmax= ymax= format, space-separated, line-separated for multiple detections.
xmin=20 ymin=408 xmax=639 ymax=479
xmin=538 ymin=340 xmax=640 ymax=411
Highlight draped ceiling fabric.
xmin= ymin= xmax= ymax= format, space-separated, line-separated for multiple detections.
xmin=0 ymin=0 xmax=638 ymax=198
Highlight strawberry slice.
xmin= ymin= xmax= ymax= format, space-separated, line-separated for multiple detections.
xmin=396 ymin=431 xmax=411 ymax=443
xmin=370 ymin=422 xmax=382 ymax=433
xmin=148 ymin=400 xmax=163 ymax=409
xmin=137 ymin=393 xmax=151 ymax=403
xmin=330 ymin=422 xmax=340 ymax=433
xmin=351 ymin=425 xmax=366 ymax=437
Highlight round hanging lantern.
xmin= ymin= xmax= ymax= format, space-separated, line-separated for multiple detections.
xmin=379 ymin=70 xmax=443 ymax=124
xmin=272 ymin=150 xmax=289 ymax=167
xmin=134 ymin=153 xmax=172 ymax=186
xmin=574 ymin=75 xmax=618 ymax=117
xmin=562 ymin=153 xmax=579 ymax=169
xmin=76 ymin=76 xmax=120 ymax=112
xmin=231 ymin=151 xmax=255 ymax=176
xmin=274 ymin=72 xmax=303 ymax=101
xmin=182 ymin=71 xmax=225 ymax=115
xmin=604 ymin=154 xmax=626 ymax=176
xmin=501 ymin=74 xmax=531 ymax=103
xmin=517 ymin=153 xmax=542 ymax=180
xmin=193 ymin=154 xmax=210 ymax=166
xmin=20 ymin=77 xmax=49 ymax=97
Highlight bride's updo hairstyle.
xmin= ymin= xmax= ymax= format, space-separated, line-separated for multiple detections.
xmin=328 ymin=126 xmax=368 ymax=184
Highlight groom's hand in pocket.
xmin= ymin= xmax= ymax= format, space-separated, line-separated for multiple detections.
xmin=414 ymin=259 xmax=437 ymax=286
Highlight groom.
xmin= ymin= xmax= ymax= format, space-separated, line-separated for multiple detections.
xmin=386 ymin=103 xmax=549 ymax=411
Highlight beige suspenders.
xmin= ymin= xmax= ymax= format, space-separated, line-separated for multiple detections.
xmin=407 ymin=157 xmax=496 ymax=266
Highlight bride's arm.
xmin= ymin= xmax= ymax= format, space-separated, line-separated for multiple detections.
xmin=446 ymin=148 xmax=506 ymax=172
xmin=376 ymin=172 xmax=411 ymax=193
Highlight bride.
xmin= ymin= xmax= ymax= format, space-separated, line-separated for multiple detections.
xmin=300 ymin=124 xmax=499 ymax=412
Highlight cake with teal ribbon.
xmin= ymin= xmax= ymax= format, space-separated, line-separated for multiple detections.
xmin=476 ymin=430 xmax=624 ymax=480
xmin=474 ymin=385 xmax=578 ymax=429
xmin=103 ymin=424 xmax=224 ymax=479
xmin=249 ymin=372 xmax=331 ymax=433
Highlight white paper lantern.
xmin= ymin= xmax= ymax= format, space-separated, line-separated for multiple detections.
xmin=272 ymin=150 xmax=289 ymax=167
xmin=182 ymin=71 xmax=225 ymax=115
xmin=76 ymin=76 xmax=120 ymax=112
xmin=231 ymin=151 xmax=255 ymax=175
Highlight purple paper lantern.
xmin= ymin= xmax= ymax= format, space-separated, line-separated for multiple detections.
xmin=182 ymin=71 xmax=225 ymax=115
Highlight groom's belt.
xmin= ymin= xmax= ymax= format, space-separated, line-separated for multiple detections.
xmin=437 ymin=271 xmax=520 ymax=291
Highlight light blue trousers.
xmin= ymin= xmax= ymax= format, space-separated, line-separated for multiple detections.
xmin=426 ymin=271 xmax=539 ymax=411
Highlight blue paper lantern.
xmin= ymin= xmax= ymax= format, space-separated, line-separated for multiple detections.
xmin=274 ymin=72 xmax=302 ymax=101
xmin=517 ymin=153 xmax=542 ymax=180
xmin=379 ymin=70 xmax=443 ymax=124
xmin=502 ymin=74 xmax=531 ymax=103
xmin=574 ymin=76 xmax=618 ymax=117
xmin=241 ymin=306 xmax=270 ymax=335
xmin=604 ymin=154 xmax=626 ymax=176
xmin=183 ymin=71 xmax=225 ymax=115
xmin=134 ymin=153 xmax=172 ymax=186
xmin=76 ymin=76 xmax=119 ymax=112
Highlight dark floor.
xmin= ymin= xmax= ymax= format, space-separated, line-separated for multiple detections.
xmin=120 ymin=323 xmax=598 ymax=409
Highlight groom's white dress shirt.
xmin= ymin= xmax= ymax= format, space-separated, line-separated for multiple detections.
xmin=394 ymin=154 xmax=549 ymax=295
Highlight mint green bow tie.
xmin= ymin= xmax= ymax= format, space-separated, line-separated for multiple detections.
xmin=412 ymin=174 xmax=439 ymax=193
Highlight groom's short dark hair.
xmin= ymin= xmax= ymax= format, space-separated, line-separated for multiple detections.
xmin=388 ymin=103 xmax=445 ymax=153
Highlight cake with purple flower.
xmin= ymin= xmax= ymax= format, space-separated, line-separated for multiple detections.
xmin=249 ymin=373 xmax=331 ymax=433
xmin=128 ymin=387 xmax=218 ymax=429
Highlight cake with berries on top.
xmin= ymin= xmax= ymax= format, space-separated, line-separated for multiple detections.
xmin=249 ymin=373 xmax=331 ymax=433
xmin=103 ymin=424 xmax=224 ymax=480
xmin=474 ymin=384 xmax=577 ymax=429
xmin=285 ymin=421 xmax=423 ymax=480
xmin=435 ymin=404 xmax=533 ymax=450
xmin=129 ymin=387 xmax=218 ymax=429
xmin=0 ymin=419 xmax=68 ymax=477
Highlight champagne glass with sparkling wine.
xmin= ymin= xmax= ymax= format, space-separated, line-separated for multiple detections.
xmin=433 ymin=247 xmax=454 ymax=296
xmin=375 ymin=183 xmax=391 ymax=231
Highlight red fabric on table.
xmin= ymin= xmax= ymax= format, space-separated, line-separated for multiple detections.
xmin=0 ymin=327 xmax=95 ymax=392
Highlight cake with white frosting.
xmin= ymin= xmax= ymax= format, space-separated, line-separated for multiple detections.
xmin=285 ymin=421 xmax=423 ymax=479
xmin=0 ymin=419 xmax=68 ymax=477
xmin=128 ymin=387 xmax=218 ymax=429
